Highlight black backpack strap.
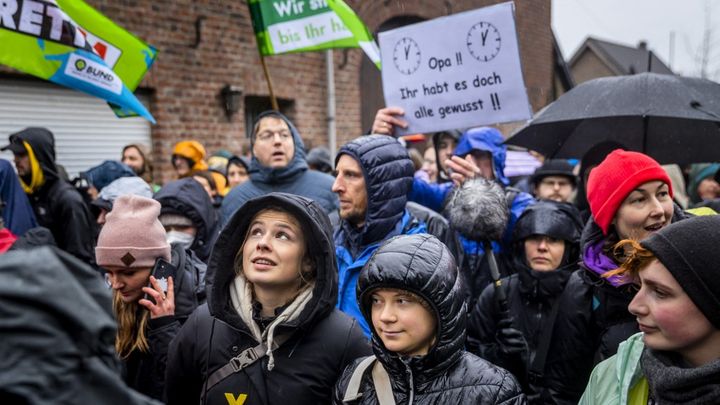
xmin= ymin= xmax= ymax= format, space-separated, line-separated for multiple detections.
xmin=527 ymin=297 xmax=562 ymax=385
xmin=204 ymin=333 xmax=292 ymax=391
xmin=505 ymin=186 xmax=520 ymax=208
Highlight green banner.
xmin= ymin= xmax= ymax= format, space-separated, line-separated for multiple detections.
xmin=0 ymin=0 xmax=156 ymax=122
xmin=248 ymin=0 xmax=380 ymax=68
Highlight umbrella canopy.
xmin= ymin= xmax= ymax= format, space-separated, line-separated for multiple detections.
xmin=506 ymin=73 xmax=720 ymax=164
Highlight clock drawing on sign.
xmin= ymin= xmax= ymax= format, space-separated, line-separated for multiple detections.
xmin=466 ymin=21 xmax=501 ymax=62
xmin=393 ymin=37 xmax=421 ymax=75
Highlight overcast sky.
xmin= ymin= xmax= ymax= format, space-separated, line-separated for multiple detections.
xmin=552 ymin=0 xmax=720 ymax=80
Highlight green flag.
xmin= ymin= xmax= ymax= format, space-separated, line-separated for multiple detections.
xmin=0 ymin=0 xmax=156 ymax=122
xmin=248 ymin=0 xmax=380 ymax=68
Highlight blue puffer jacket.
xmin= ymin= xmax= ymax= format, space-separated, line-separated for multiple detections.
xmin=334 ymin=135 xmax=427 ymax=336
xmin=220 ymin=111 xmax=338 ymax=225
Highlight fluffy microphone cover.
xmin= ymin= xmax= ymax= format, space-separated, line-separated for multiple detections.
xmin=446 ymin=178 xmax=509 ymax=241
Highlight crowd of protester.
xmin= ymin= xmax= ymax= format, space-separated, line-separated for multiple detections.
xmin=1 ymin=107 xmax=719 ymax=404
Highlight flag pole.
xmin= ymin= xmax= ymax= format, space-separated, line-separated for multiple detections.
xmin=259 ymin=53 xmax=279 ymax=111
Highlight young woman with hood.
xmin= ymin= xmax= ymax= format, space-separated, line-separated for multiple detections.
xmin=467 ymin=200 xmax=583 ymax=403
xmin=334 ymin=233 xmax=525 ymax=404
xmin=96 ymin=195 xmax=205 ymax=400
xmin=546 ymin=149 xmax=691 ymax=402
xmin=165 ymin=193 xmax=370 ymax=405
xmin=580 ymin=215 xmax=720 ymax=404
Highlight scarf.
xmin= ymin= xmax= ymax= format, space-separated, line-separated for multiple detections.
xmin=19 ymin=141 xmax=45 ymax=194
xmin=582 ymin=240 xmax=628 ymax=287
xmin=641 ymin=348 xmax=720 ymax=404
xmin=229 ymin=275 xmax=313 ymax=370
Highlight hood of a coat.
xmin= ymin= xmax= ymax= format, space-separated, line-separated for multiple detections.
xmin=9 ymin=127 xmax=60 ymax=182
xmin=357 ymin=234 xmax=466 ymax=383
xmin=0 ymin=247 xmax=159 ymax=404
xmin=0 ymin=159 xmax=37 ymax=236
xmin=453 ymin=126 xmax=509 ymax=186
xmin=81 ymin=160 xmax=136 ymax=192
xmin=153 ymin=178 xmax=218 ymax=262
xmin=206 ymin=192 xmax=338 ymax=334
xmin=335 ymin=135 xmax=414 ymax=249
xmin=248 ymin=111 xmax=309 ymax=184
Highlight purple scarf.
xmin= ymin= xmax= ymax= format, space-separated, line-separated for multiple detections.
xmin=582 ymin=241 xmax=629 ymax=287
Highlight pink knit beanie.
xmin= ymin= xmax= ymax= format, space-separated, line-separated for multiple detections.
xmin=96 ymin=195 xmax=171 ymax=268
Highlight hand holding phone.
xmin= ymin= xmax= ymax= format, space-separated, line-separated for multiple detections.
xmin=139 ymin=258 xmax=177 ymax=319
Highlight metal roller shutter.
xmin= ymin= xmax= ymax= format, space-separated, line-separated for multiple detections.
xmin=0 ymin=79 xmax=151 ymax=178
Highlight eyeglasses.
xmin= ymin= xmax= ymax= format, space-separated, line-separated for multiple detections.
xmin=256 ymin=130 xmax=292 ymax=142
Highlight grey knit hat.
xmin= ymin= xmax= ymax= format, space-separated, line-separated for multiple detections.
xmin=641 ymin=215 xmax=720 ymax=329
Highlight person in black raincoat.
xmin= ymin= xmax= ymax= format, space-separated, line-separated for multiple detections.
xmin=467 ymin=201 xmax=583 ymax=404
xmin=1 ymin=127 xmax=96 ymax=265
xmin=165 ymin=193 xmax=370 ymax=405
xmin=0 ymin=246 xmax=161 ymax=404
xmin=154 ymin=177 xmax=219 ymax=263
xmin=544 ymin=149 xmax=692 ymax=402
xmin=334 ymin=233 xmax=525 ymax=404
xmin=96 ymin=195 xmax=205 ymax=401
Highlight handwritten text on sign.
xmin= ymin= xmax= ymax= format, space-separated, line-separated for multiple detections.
xmin=379 ymin=2 xmax=531 ymax=135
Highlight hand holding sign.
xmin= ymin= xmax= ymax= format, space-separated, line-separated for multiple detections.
xmin=379 ymin=2 xmax=531 ymax=135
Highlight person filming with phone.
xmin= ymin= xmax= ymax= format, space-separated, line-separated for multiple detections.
xmin=96 ymin=194 xmax=205 ymax=401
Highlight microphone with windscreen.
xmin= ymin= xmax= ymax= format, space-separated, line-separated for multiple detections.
xmin=446 ymin=178 xmax=510 ymax=311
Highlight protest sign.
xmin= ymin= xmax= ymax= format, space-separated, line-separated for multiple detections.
xmin=249 ymin=0 xmax=380 ymax=66
xmin=0 ymin=0 xmax=155 ymax=122
xmin=379 ymin=2 xmax=531 ymax=135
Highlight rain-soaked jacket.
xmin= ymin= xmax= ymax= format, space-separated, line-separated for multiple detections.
xmin=334 ymin=135 xmax=426 ymax=336
xmin=154 ymin=178 xmax=219 ymax=263
xmin=0 ymin=247 xmax=160 ymax=404
xmin=165 ymin=193 xmax=370 ymax=405
xmin=544 ymin=204 xmax=691 ymax=401
xmin=467 ymin=201 xmax=584 ymax=404
xmin=220 ymin=111 xmax=338 ymax=225
xmin=333 ymin=234 xmax=526 ymax=404
xmin=8 ymin=128 xmax=96 ymax=264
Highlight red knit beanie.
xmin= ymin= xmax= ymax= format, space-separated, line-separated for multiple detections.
xmin=587 ymin=149 xmax=673 ymax=235
xmin=96 ymin=195 xmax=171 ymax=268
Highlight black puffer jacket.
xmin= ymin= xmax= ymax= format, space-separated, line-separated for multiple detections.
xmin=11 ymin=128 xmax=96 ymax=265
xmin=166 ymin=193 xmax=370 ymax=405
xmin=467 ymin=201 xmax=584 ymax=404
xmin=154 ymin=178 xmax=219 ymax=263
xmin=542 ymin=204 xmax=692 ymax=402
xmin=334 ymin=234 xmax=526 ymax=404
xmin=123 ymin=243 xmax=206 ymax=400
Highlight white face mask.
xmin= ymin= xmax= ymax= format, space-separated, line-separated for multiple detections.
xmin=166 ymin=230 xmax=195 ymax=250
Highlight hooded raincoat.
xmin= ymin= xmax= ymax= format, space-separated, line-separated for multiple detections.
xmin=154 ymin=178 xmax=219 ymax=263
xmin=333 ymin=234 xmax=526 ymax=404
xmin=6 ymin=128 xmax=96 ymax=264
xmin=165 ymin=193 xmax=370 ymax=405
xmin=333 ymin=135 xmax=427 ymax=336
xmin=467 ymin=201 xmax=584 ymax=404
xmin=0 ymin=159 xmax=37 ymax=236
xmin=220 ymin=111 xmax=338 ymax=225
xmin=0 ymin=247 xmax=160 ymax=404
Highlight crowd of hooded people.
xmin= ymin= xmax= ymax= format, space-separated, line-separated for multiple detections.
xmin=0 ymin=106 xmax=719 ymax=405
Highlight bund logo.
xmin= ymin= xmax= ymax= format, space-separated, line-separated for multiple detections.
xmin=74 ymin=59 xmax=87 ymax=71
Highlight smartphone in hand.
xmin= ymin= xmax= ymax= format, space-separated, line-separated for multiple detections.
xmin=144 ymin=258 xmax=177 ymax=302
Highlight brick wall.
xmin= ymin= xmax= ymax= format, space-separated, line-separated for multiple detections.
xmin=56 ymin=0 xmax=552 ymax=183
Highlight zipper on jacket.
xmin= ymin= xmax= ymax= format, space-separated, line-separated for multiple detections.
xmin=403 ymin=360 xmax=415 ymax=404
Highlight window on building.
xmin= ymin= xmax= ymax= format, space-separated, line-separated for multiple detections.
xmin=244 ymin=96 xmax=295 ymax=139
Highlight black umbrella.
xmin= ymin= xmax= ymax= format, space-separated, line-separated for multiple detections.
xmin=505 ymin=73 xmax=720 ymax=164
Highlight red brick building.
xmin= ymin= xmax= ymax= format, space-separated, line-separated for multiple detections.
xmin=0 ymin=1 xmax=554 ymax=184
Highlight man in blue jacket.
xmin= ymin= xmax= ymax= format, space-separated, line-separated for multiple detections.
xmin=220 ymin=111 xmax=338 ymax=225
xmin=332 ymin=135 xmax=427 ymax=336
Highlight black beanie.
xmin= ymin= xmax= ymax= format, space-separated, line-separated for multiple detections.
xmin=641 ymin=215 xmax=720 ymax=329
xmin=530 ymin=159 xmax=577 ymax=187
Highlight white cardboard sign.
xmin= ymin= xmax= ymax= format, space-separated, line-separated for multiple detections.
xmin=379 ymin=2 xmax=532 ymax=135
